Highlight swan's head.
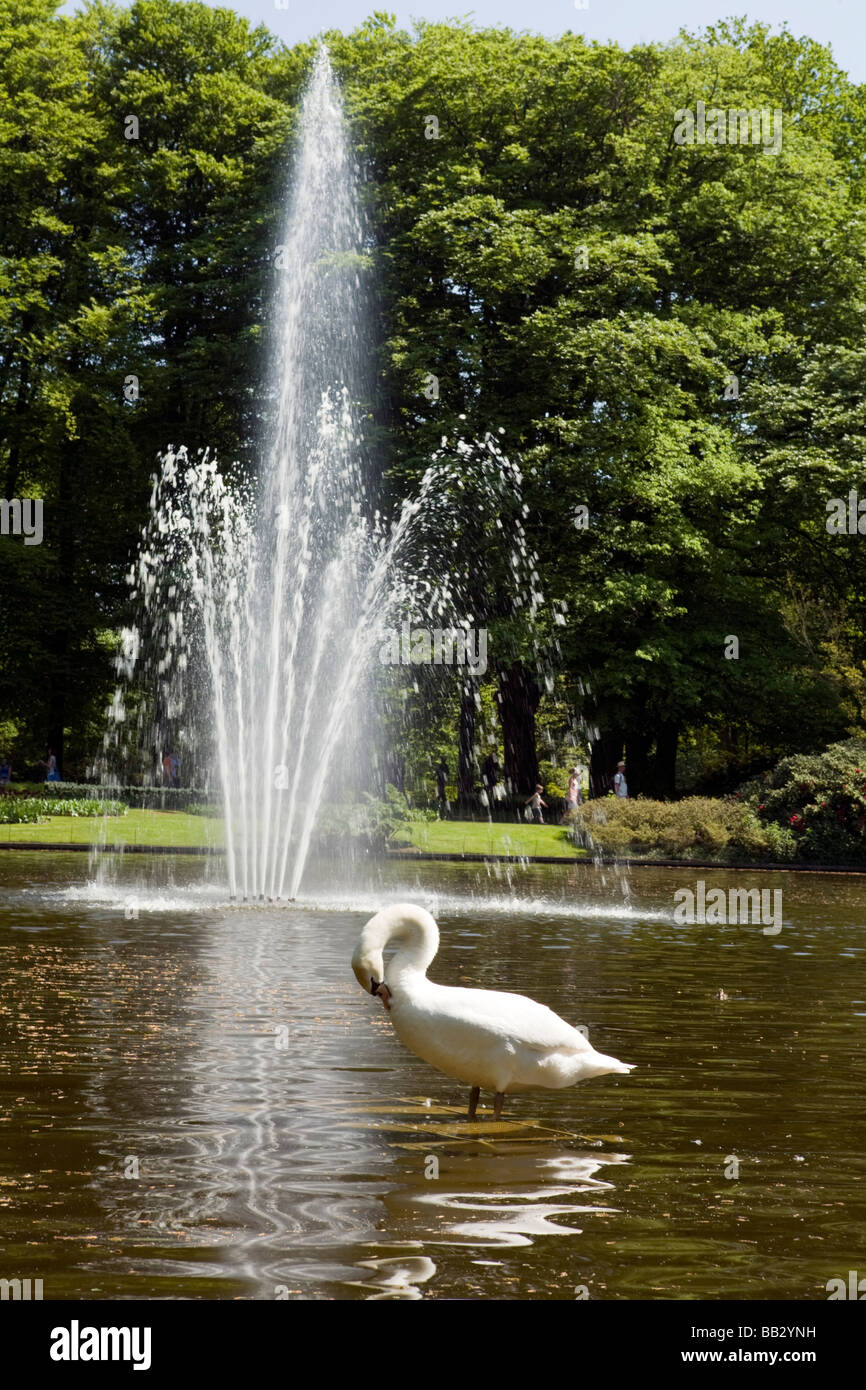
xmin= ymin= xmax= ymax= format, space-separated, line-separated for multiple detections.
xmin=351 ymin=935 xmax=385 ymax=999
xmin=352 ymin=903 xmax=439 ymax=1005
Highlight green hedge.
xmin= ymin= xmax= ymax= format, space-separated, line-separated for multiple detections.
xmin=571 ymin=740 xmax=866 ymax=863
xmin=10 ymin=782 xmax=208 ymax=811
xmin=573 ymin=796 xmax=795 ymax=861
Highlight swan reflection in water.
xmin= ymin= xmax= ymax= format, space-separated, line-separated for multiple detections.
xmin=346 ymin=1254 xmax=437 ymax=1300
xmin=383 ymin=1146 xmax=628 ymax=1248
xmin=343 ymin=1138 xmax=630 ymax=1297
xmin=337 ymin=1091 xmax=631 ymax=1297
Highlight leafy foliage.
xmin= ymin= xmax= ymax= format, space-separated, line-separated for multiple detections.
xmin=736 ymin=738 xmax=866 ymax=861
xmin=574 ymin=795 xmax=796 ymax=861
xmin=1 ymin=6 xmax=865 ymax=804
xmin=313 ymin=784 xmax=435 ymax=850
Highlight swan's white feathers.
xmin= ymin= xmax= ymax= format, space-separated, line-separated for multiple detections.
xmin=418 ymin=983 xmax=593 ymax=1054
xmin=353 ymin=902 xmax=634 ymax=1096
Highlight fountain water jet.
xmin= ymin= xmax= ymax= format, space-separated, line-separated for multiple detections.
xmin=100 ymin=49 xmax=377 ymax=901
xmin=99 ymin=48 xmax=566 ymax=903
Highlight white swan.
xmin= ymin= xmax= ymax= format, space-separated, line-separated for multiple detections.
xmin=352 ymin=902 xmax=634 ymax=1119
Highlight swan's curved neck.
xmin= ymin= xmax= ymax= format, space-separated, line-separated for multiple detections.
xmin=363 ymin=904 xmax=439 ymax=987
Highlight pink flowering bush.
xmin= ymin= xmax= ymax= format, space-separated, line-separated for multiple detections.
xmin=736 ymin=738 xmax=866 ymax=862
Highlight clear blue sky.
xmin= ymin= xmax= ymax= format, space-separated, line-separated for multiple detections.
xmin=62 ymin=1 xmax=865 ymax=83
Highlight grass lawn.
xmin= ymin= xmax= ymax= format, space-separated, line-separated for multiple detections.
xmin=0 ymin=809 xmax=222 ymax=849
xmin=391 ymin=818 xmax=587 ymax=859
xmin=0 ymin=808 xmax=583 ymax=860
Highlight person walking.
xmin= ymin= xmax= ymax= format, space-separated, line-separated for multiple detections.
xmin=525 ymin=784 xmax=547 ymax=824
xmin=613 ymin=760 xmax=628 ymax=798
xmin=45 ymin=749 xmax=60 ymax=782
xmin=0 ymin=755 xmax=11 ymax=794
xmin=560 ymin=766 xmax=582 ymax=822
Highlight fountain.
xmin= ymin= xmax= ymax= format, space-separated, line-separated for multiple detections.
xmin=110 ymin=49 xmax=383 ymax=900
xmin=100 ymin=47 xmax=557 ymax=903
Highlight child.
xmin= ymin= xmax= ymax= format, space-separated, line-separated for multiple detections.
xmin=525 ymin=784 xmax=547 ymax=824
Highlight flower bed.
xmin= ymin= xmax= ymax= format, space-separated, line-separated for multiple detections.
xmin=0 ymin=798 xmax=128 ymax=824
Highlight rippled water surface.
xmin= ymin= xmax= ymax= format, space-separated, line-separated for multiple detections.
xmin=1 ymin=852 xmax=864 ymax=1300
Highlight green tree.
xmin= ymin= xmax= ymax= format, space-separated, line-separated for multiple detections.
xmin=327 ymin=16 xmax=866 ymax=793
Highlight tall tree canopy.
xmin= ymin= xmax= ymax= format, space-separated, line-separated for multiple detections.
xmin=1 ymin=3 xmax=864 ymax=793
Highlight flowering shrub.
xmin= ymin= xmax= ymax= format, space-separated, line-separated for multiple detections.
xmin=0 ymin=798 xmax=127 ymax=824
xmin=736 ymin=738 xmax=866 ymax=862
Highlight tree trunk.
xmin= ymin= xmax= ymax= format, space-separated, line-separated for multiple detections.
xmin=3 ymin=357 xmax=30 ymax=498
xmin=651 ymin=722 xmax=679 ymax=799
xmin=46 ymin=435 xmax=76 ymax=774
xmin=384 ymin=753 xmax=405 ymax=794
xmin=497 ymin=661 xmax=540 ymax=796
xmin=458 ymin=678 xmax=477 ymax=808
xmin=625 ymin=732 xmax=652 ymax=798
xmin=589 ymin=733 xmax=624 ymax=798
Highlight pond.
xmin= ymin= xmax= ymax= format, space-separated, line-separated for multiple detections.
xmin=1 ymin=851 xmax=864 ymax=1300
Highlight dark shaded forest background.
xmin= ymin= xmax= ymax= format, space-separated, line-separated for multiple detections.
xmin=1 ymin=0 xmax=865 ymax=797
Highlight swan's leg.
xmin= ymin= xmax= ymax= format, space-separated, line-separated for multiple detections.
xmin=467 ymin=1086 xmax=480 ymax=1120
xmin=493 ymin=1092 xmax=505 ymax=1121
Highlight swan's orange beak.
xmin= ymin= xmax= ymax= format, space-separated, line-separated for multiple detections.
xmin=373 ymin=981 xmax=392 ymax=1011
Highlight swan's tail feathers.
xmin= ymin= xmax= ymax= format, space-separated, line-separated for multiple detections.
xmin=582 ymin=1051 xmax=635 ymax=1079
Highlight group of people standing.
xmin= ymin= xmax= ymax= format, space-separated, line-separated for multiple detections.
xmin=0 ymin=749 xmax=61 ymax=792
xmin=526 ymin=760 xmax=628 ymax=824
